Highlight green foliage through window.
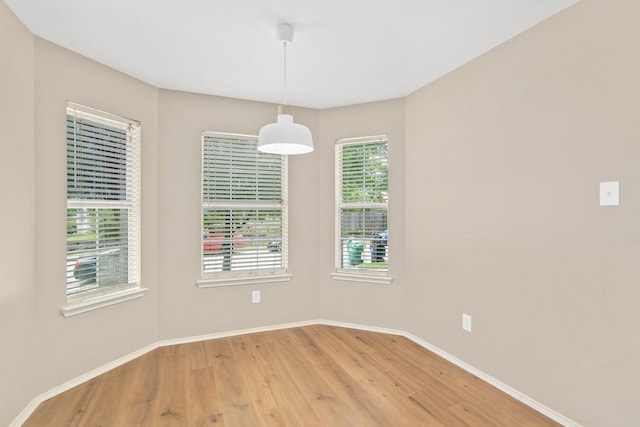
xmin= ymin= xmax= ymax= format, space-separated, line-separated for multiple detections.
xmin=336 ymin=137 xmax=389 ymax=272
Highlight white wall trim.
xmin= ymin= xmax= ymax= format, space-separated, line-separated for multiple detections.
xmin=61 ymin=287 xmax=148 ymax=317
xmin=9 ymin=320 xmax=318 ymax=426
xmin=10 ymin=319 xmax=581 ymax=427
xmin=197 ymin=273 xmax=292 ymax=288
xmin=156 ymin=320 xmax=319 ymax=347
xmin=9 ymin=341 xmax=158 ymax=427
xmin=330 ymin=272 xmax=392 ymax=285
xmin=317 ymin=320 xmax=582 ymax=427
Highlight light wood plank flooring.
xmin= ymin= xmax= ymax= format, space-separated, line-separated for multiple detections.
xmin=23 ymin=325 xmax=560 ymax=426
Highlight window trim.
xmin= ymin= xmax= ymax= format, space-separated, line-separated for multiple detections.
xmin=330 ymin=271 xmax=392 ymax=285
xmin=197 ymin=273 xmax=292 ymax=288
xmin=198 ymin=132 xmax=289 ymax=287
xmin=63 ymin=102 xmax=143 ymax=315
xmin=61 ymin=287 xmax=147 ymax=318
xmin=334 ymin=135 xmax=391 ymax=284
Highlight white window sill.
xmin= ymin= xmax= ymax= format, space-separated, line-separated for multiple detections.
xmin=331 ymin=271 xmax=392 ymax=285
xmin=61 ymin=287 xmax=148 ymax=318
xmin=197 ymin=273 xmax=292 ymax=288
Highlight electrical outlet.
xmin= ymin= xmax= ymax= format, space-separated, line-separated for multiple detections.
xmin=252 ymin=290 xmax=261 ymax=304
xmin=462 ymin=313 xmax=472 ymax=332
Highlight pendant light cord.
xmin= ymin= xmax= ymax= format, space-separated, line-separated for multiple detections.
xmin=283 ymin=41 xmax=288 ymax=106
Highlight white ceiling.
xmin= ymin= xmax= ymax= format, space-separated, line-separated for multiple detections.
xmin=5 ymin=0 xmax=578 ymax=109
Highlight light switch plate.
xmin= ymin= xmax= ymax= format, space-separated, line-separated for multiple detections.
xmin=600 ymin=181 xmax=619 ymax=206
xmin=462 ymin=313 xmax=472 ymax=332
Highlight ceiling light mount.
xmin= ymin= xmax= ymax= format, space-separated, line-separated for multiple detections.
xmin=257 ymin=23 xmax=314 ymax=155
xmin=276 ymin=23 xmax=294 ymax=45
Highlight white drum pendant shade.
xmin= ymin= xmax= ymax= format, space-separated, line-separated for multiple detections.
xmin=258 ymin=106 xmax=313 ymax=155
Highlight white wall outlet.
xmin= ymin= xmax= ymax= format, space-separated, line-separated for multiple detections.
xmin=462 ymin=313 xmax=472 ymax=332
xmin=252 ymin=290 xmax=261 ymax=304
xmin=600 ymin=181 xmax=619 ymax=206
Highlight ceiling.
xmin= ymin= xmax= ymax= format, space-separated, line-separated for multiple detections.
xmin=5 ymin=0 xmax=578 ymax=109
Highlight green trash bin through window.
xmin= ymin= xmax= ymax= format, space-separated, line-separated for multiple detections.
xmin=347 ymin=239 xmax=364 ymax=266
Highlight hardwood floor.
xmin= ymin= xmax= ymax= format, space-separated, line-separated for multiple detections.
xmin=23 ymin=325 xmax=560 ymax=426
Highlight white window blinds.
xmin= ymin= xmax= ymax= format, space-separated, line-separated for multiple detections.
xmin=336 ymin=136 xmax=389 ymax=274
xmin=66 ymin=103 xmax=140 ymax=298
xmin=202 ymin=133 xmax=287 ymax=277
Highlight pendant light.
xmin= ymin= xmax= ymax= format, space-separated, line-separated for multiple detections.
xmin=257 ymin=23 xmax=314 ymax=155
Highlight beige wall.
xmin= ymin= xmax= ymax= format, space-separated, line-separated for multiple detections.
xmin=316 ymin=99 xmax=407 ymax=329
xmin=0 ymin=2 xmax=36 ymax=424
xmin=156 ymin=90 xmax=321 ymax=339
xmin=4 ymin=0 xmax=640 ymax=425
xmin=31 ymin=35 xmax=161 ymax=402
xmin=405 ymin=0 xmax=640 ymax=425
xmin=0 ymin=21 xmax=163 ymax=426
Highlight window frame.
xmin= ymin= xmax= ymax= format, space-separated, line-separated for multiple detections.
xmin=332 ymin=135 xmax=392 ymax=285
xmin=62 ymin=102 xmax=145 ymax=317
xmin=197 ymin=132 xmax=291 ymax=288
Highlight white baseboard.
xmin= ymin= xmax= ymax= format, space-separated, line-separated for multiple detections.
xmin=317 ymin=319 xmax=581 ymax=427
xmin=9 ymin=342 xmax=158 ymax=427
xmin=11 ymin=319 xmax=580 ymax=427
xmin=156 ymin=319 xmax=320 ymax=347
xmin=9 ymin=320 xmax=319 ymax=427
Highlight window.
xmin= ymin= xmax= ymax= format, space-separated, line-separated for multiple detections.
xmin=64 ymin=103 xmax=143 ymax=316
xmin=334 ymin=136 xmax=390 ymax=284
xmin=198 ymin=133 xmax=290 ymax=287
